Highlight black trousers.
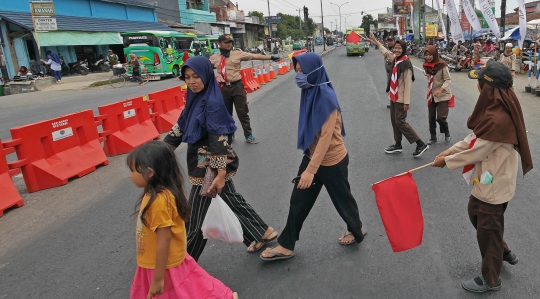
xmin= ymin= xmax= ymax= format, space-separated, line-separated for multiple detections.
xmin=186 ymin=180 xmax=269 ymax=261
xmin=468 ymin=196 xmax=511 ymax=287
xmin=277 ymin=154 xmax=364 ymax=251
xmin=428 ymin=98 xmax=449 ymax=139
xmin=390 ymin=101 xmax=420 ymax=144
xmin=221 ymin=82 xmax=253 ymax=138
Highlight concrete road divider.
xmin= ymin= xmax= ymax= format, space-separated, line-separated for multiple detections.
xmin=148 ymin=87 xmax=186 ymax=133
xmin=4 ymin=110 xmax=109 ymax=193
xmin=0 ymin=139 xmax=24 ymax=217
xmin=97 ymin=96 xmax=160 ymax=156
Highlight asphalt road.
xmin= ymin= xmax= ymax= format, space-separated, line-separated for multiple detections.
xmin=1 ymin=46 xmax=540 ymax=299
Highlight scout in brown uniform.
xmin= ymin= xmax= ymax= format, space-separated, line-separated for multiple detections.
xmin=209 ymin=35 xmax=279 ymax=144
xmin=423 ymin=45 xmax=452 ymax=145
xmin=366 ymin=33 xmax=429 ymax=157
xmin=433 ymin=60 xmax=533 ymax=293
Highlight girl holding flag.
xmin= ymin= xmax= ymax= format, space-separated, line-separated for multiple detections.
xmin=432 ymin=60 xmax=532 ymax=293
xmin=366 ymin=32 xmax=429 ymax=157
xmin=423 ymin=45 xmax=452 ymax=145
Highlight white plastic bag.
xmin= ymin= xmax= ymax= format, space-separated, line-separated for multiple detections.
xmin=201 ymin=195 xmax=243 ymax=244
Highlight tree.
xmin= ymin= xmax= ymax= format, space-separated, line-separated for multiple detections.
xmin=324 ymin=27 xmax=330 ymax=34
xmin=361 ymin=14 xmax=378 ymax=33
xmin=274 ymin=13 xmax=318 ymax=40
xmin=248 ymin=11 xmax=265 ymax=24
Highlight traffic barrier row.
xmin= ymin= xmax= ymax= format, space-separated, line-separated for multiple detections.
xmin=1 ymin=55 xmax=297 ymax=214
xmin=0 ymin=139 xmax=24 ymax=217
xmin=0 ymin=86 xmax=187 ymax=208
xmin=241 ymin=58 xmax=294 ymax=94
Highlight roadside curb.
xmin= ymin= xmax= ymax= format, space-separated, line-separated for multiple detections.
xmin=320 ymin=46 xmax=337 ymax=57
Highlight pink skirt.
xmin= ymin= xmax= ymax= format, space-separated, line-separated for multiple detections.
xmin=130 ymin=254 xmax=234 ymax=299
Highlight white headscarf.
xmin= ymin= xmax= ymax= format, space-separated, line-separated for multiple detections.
xmin=505 ymin=43 xmax=513 ymax=48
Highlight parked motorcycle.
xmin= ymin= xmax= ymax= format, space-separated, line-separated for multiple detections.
xmin=447 ymin=51 xmax=473 ymax=72
xmin=68 ymin=59 xmax=89 ymax=76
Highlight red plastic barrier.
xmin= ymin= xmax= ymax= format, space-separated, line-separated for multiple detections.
xmin=97 ymin=96 xmax=160 ymax=156
xmin=4 ymin=110 xmax=109 ymax=193
xmin=241 ymin=68 xmax=260 ymax=93
xmin=148 ymin=86 xmax=186 ymax=133
xmin=0 ymin=139 xmax=24 ymax=217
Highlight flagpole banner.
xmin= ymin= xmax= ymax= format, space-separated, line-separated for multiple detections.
xmin=517 ymin=0 xmax=527 ymax=49
xmin=372 ymin=172 xmax=424 ymax=252
xmin=478 ymin=0 xmax=500 ymax=38
xmin=462 ymin=0 xmax=482 ymax=31
xmin=436 ymin=0 xmax=448 ymax=41
xmin=445 ymin=0 xmax=465 ymax=42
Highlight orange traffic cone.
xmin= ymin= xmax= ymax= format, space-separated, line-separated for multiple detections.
xmin=289 ymin=59 xmax=294 ymax=71
xmin=262 ymin=65 xmax=271 ymax=83
xmin=269 ymin=63 xmax=277 ymax=79
xmin=256 ymin=66 xmax=265 ymax=85
xmin=284 ymin=58 xmax=289 ymax=72
xmin=277 ymin=60 xmax=284 ymax=75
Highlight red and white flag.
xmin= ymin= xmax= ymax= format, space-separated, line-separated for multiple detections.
xmin=372 ymin=172 xmax=424 ymax=252
xmin=462 ymin=133 xmax=478 ymax=184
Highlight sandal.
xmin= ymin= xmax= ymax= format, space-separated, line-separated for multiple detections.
xmin=260 ymin=248 xmax=295 ymax=261
xmin=339 ymin=232 xmax=356 ymax=246
xmin=247 ymin=230 xmax=278 ymax=253
xmin=339 ymin=228 xmax=367 ymax=246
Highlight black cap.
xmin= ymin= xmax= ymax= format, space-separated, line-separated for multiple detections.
xmin=217 ymin=34 xmax=234 ymax=42
xmin=386 ymin=36 xmax=394 ymax=41
xmin=468 ymin=59 xmax=513 ymax=89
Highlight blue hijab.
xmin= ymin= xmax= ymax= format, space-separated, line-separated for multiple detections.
xmin=177 ymin=56 xmax=236 ymax=144
xmin=48 ymin=52 xmax=61 ymax=64
xmin=293 ymin=53 xmax=345 ymax=154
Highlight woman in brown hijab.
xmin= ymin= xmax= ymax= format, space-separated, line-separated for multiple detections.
xmin=423 ymin=45 xmax=452 ymax=144
xmin=432 ymin=60 xmax=532 ymax=293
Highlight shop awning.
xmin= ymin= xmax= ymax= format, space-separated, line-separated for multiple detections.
xmin=34 ymin=31 xmax=122 ymax=46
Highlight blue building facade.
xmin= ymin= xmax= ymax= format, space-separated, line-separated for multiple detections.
xmin=179 ymin=0 xmax=216 ymax=25
xmin=0 ymin=0 xmax=171 ymax=78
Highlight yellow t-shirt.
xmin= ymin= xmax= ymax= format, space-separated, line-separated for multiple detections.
xmin=136 ymin=190 xmax=186 ymax=269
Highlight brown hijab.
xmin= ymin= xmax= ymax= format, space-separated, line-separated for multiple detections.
xmin=422 ymin=45 xmax=447 ymax=75
xmin=467 ymin=81 xmax=533 ymax=175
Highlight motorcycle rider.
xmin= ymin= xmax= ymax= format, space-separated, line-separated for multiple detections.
xmin=107 ymin=50 xmax=119 ymax=66
xmin=452 ymin=40 xmax=468 ymax=67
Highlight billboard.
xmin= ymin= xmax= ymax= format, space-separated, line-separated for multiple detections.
xmin=393 ymin=0 xmax=414 ymax=16
xmin=378 ymin=12 xmax=397 ymax=30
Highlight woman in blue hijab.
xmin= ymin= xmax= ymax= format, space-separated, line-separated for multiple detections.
xmin=261 ymin=53 xmax=366 ymax=261
xmin=164 ymin=57 xmax=277 ymax=261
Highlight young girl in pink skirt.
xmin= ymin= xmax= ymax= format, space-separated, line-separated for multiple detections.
xmin=127 ymin=141 xmax=238 ymax=299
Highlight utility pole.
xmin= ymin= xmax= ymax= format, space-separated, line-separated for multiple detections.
xmin=267 ymin=0 xmax=272 ymax=40
xmin=321 ymin=0 xmax=326 ymax=51
xmin=501 ymin=0 xmax=507 ymax=35
xmin=297 ymin=8 xmax=302 ymax=30
xmin=330 ymin=20 xmax=333 ymax=34
xmin=422 ymin=0 xmax=426 ymax=43
xmin=329 ymin=1 xmax=349 ymax=38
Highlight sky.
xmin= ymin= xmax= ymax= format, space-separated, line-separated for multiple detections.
xmin=235 ymin=0 xmax=521 ymax=31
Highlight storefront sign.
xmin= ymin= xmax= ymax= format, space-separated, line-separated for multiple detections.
xmin=31 ymin=2 xmax=55 ymax=16
xmin=34 ymin=17 xmax=57 ymax=31
xmin=271 ymin=24 xmax=277 ymax=32
xmin=393 ymin=0 xmax=414 ymax=16
xmin=425 ymin=24 xmax=438 ymax=37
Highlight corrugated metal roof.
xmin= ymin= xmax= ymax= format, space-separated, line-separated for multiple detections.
xmin=100 ymin=0 xmax=156 ymax=9
xmin=0 ymin=10 xmax=172 ymax=32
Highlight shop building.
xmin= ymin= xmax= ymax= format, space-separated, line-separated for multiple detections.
xmin=0 ymin=0 xmax=171 ymax=79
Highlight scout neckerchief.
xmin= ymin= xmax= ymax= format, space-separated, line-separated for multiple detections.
xmin=389 ymin=55 xmax=408 ymax=102
xmin=423 ymin=61 xmax=436 ymax=106
xmin=462 ymin=133 xmax=478 ymax=184
xmin=219 ymin=55 xmax=228 ymax=83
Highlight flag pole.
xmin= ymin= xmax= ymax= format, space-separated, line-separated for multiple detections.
xmin=372 ymin=163 xmax=433 ymax=185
